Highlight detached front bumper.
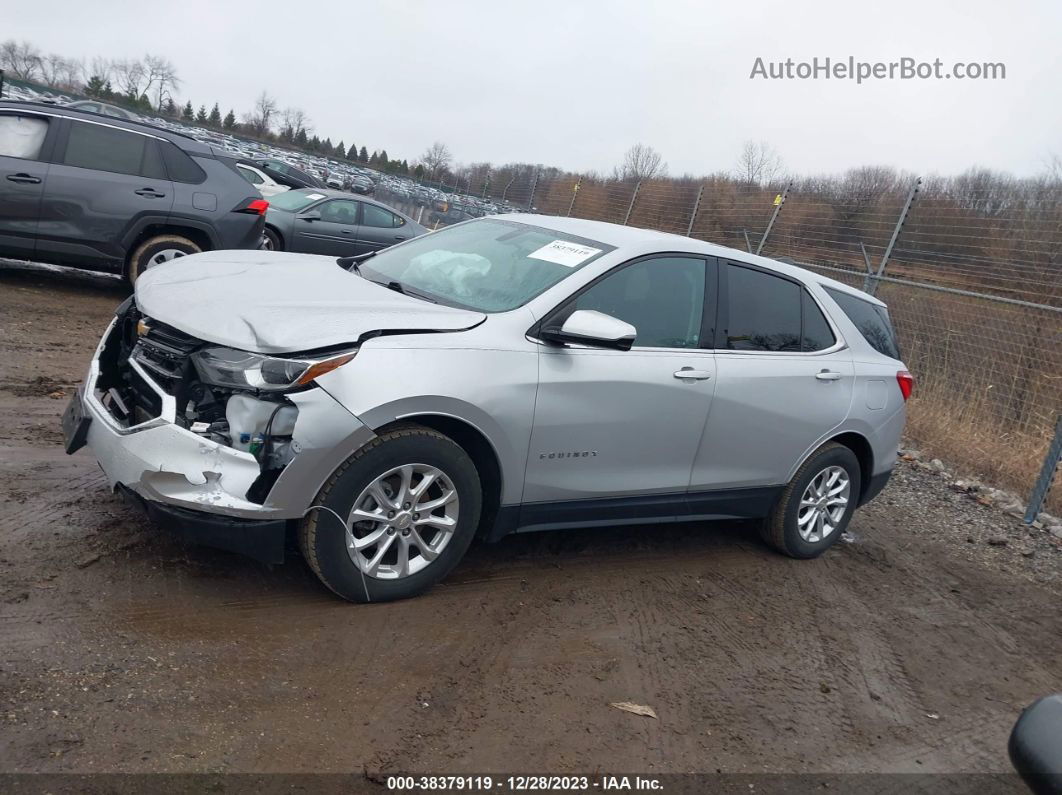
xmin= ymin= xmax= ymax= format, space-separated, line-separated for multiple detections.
xmin=75 ymin=317 xmax=376 ymax=556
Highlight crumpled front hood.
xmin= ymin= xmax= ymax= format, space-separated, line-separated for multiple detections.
xmin=134 ymin=250 xmax=486 ymax=354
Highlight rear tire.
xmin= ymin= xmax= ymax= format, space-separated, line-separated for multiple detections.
xmin=298 ymin=426 xmax=481 ymax=603
xmin=126 ymin=234 xmax=200 ymax=284
xmin=760 ymin=442 xmax=861 ymax=559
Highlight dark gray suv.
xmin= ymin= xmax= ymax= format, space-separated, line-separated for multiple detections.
xmin=0 ymin=101 xmax=266 ymax=282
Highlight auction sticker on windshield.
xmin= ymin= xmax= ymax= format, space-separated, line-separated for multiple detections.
xmin=306 ymin=193 xmax=325 ymax=200
xmin=528 ymin=240 xmax=603 ymax=267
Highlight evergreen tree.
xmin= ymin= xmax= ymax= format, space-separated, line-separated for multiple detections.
xmin=208 ymin=103 xmax=222 ymax=126
xmin=335 ymin=140 xmax=346 ymax=158
xmin=414 ymin=164 xmax=425 ymax=179
xmin=358 ymin=146 xmax=368 ymax=163
xmin=102 ymin=80 xmax=114 ymax=98
xmin=347 ymin=141 xmax=358 ymax=160
xmin=85 ymin=75 xmax=106 ymax=97
xmin=223 ymin=109 xmax=236 ymax=129
xmin=294 ymin=128 xmax=308 ymax=147
xmin=322 ymin=137 xmax=333 ymax=154
xmin=181 ymin=101 xmax=194 ymax=121
xmin=379 ymin=150 xmax=389 ymax=168
xmin=195 ymin=105 xmax=208 ymax=124
xmin=163 ymin=97 xmax=177 ymax=116
xmin=369 ymin=150 xmax=379 ymax=166
xmin=309 ymin=135 xmax=321 ymax=152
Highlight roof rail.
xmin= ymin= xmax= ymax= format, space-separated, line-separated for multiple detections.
xmin=0 ymin=99 xmax=199 ymax=142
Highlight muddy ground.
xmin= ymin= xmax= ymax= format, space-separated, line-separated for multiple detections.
xmin=0 ymin=260 xmax=1059 ymax=779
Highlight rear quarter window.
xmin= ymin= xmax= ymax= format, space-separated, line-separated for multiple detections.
xmin=161 ymin=142 xmax=207 ymax=184
xmin=824 ymin=286 xmax=901 ymax=359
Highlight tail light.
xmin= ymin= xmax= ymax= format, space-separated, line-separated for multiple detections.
xmin=896 ymin=370 xmax=914 ymax=401
xmin=234 ymin=198 xmax=269 ymax=215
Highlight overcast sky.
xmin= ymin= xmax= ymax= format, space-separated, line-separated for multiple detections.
xmin=8 ymin=0 xmax=1061 ymax=178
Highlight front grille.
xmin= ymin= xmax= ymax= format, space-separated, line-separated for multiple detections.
xmin=95 ymin=309 xmax=205 ymax=426
xmin=132 ymin=320 xmax=203 ymax=395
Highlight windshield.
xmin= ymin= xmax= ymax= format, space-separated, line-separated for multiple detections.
xmin=358 ymin=219 xmax=613 ymax=312
xmin=268 ymin=190 xmax=325 ymax=212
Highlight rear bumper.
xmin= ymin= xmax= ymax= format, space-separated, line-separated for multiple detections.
xmin=860 ymin=468 xmax=893 ymax=506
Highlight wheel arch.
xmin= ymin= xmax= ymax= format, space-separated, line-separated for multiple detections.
xmin=826 ymin=431 xmax=874 ymax=504
xmin=263 ymin=223 xmax=285 ymax=249
xmin=375 ymin=414 xmax=504 ymax=541
xmin=124 ymin=221 xmax=216 ymax=261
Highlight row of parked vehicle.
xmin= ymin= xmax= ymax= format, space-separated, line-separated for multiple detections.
xmin=0 ymin=96 xmax=497 ymax=273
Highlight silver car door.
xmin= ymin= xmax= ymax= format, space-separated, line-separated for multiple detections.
xmin=524 ymin=255 xmax=717 ymax=505
xmin=690 ymin=261 xmax=854 ymax=491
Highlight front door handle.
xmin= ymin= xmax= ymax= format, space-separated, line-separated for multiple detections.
xmin=134 ymin=188 xmax=166 ymax=198
xmin=816 ymin=370 xmax=842 ymax=381
xmin=674 ymin=368 xmax=712 ymax=381
xmin=6 ymin=173 xmax=42 ymax=184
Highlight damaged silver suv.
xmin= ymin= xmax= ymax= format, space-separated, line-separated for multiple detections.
xmin=64 ymin=215 xmax=911 ymax=602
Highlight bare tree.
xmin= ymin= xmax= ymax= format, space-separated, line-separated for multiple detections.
xmin=144 ymin=55 xmax=180 ymax=111
xmin=279 ymin=107 xmax=311 ymax=141
xmin=613 ymin=143 xmax=667 ymax=181
xmin=243 ymin=91 xmax=278 ymax=137
xmin=421 ymin=141 xmax=452 ymax=180
xmin=39 ymin=54 xmax=83 ymax=90
xmin=88 ymin=56 xmax=114 ymax=83
xmin=0 ymin=39 xmax=43 ymax=80
xmin=112 ymin=58 xmax=148 ymax=98
xmin=735 ymin=140 xmax=785 ymax=185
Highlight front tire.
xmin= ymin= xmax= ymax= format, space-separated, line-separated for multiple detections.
xmin=298 ymin=426 xmax=482 ymax=603
xmin=760 ymin=442 xmax=861 ymax=559
xmin=262 ymin=226 xmax=282 ymax=251
xmin=126 ymin=234 xmax=201 ymax=284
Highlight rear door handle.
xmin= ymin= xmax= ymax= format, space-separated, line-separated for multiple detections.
xmin=134 ymin=188 xmax=166 ymax=198
xmin=6 ymin=173 xmax=41 ymax=184
xmin=816 ymin=370 xmax=842 ymax=381
xmin=674 ymin=368 xmax=712 ymax=381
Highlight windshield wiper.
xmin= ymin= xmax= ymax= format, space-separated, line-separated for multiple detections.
xmin=382 ymin=280 xmax=438 ymax=304
xmin=336 ymin=250 xmax=377 ymax=272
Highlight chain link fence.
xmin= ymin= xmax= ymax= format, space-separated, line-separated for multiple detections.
xmin=387 ymin=170 xmax=1061 ymax=513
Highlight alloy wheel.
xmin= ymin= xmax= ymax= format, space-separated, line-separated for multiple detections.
xmin=345 ymin=464 xmax=459 ymax=579
xmin=797 ymin=465 xmax=850 ymax=543
xmin=145 ymin=249 xmax=187 ymax=269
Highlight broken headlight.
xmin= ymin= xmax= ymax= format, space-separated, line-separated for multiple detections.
xmin=191 ymin=347 xmax=356 ymax=392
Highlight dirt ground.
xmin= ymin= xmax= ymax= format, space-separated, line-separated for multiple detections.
xmin=0 ymin=260 xmax=1060 ymax=779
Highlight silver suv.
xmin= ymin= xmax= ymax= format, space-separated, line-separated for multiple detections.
xmin=63 ymin=215 xmax=912 ymax=602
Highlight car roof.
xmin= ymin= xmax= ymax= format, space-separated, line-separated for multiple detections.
xmin=0 ymin=99 xmax=211 ymax=154
xmin=499 ymin=213 xmax=885 ymax=305
xmin=290 ymin=187 xmax=416 ymax=217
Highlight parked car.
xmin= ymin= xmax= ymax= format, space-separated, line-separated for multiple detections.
xmin=236 ymin=161 xmax=290 ymax=197
xmin=65 ymin=215 xmax=911 ymax=603
xmin=324 ymin=173 xmax=345 ymax=190
xmin=349 ymin=175 xmax=375 ymax=195
xmin=65 ymin=99 xmax=136 ymax=120
xmin=261 ymin=188 xmax=426 ymax=255
xmin=429 ymin=206 xmax=474 ymax=226
xmin=0 ymin=100 xmax=267 ymax=282
xmin=253 ymin=158 xmax=326 ymax=189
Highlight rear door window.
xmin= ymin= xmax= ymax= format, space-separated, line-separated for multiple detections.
xmin=724 ymin=264 xmax=802 ymax=351
xmin=62 ymin=121 xmax=166 ymax=179
xmin=801 ymin=291 xmax=836 ymax=352
xmin=824 ymin=286 xmax=901 ymax=359
xmin=362 ymin=203 xmax=401 ymax=228
xmin=0 ymin=114 xmax=49 ymax=160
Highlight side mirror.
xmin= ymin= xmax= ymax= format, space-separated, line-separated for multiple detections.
xmin=540 ymin=309 xmax=636 ymax=351
xmin=1009 ymin=693 xmax=1062 ymax=793
xmin=300 ymin=211 xmax=321 ymax=222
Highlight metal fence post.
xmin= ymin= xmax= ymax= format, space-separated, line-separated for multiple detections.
xmin=527 ymin=172 xmax=539 ymax=211
xmin=686 ymin=184 xmax=704 ymax=237
xmin=742 ymin=230 xmax=752 ymax=253
xmin=623 ymin=181 xmax=642 ymax=225
xmin=865 ymin=177 xmax=921 ymax=295
xmin=756 ymin=181 xmax=791 ymax=255
xmin=567 ymin=178 xmax=581 ymax=217
xmin=1025 ymin=415 xmax=1062 ymax=524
